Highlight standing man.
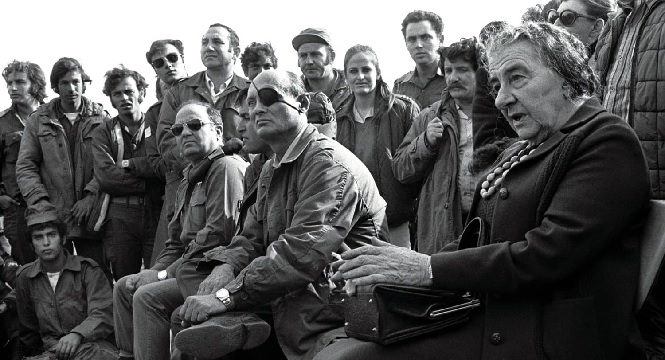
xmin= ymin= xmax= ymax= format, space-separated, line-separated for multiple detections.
xmin=114 ymin=101 xmax=246 ymax=360
xmin=144 ymin=39 xmax=189 ymax=265
xmin=241 ymin=42 xmax=278 ymax=80
xmin=392 ymin=38 xmax=480 ymax=255
xmin=93 ymin=66 xmax=164 ymax=280
xmin=171 ymin=70 xmax=388 ymax=360
xmin=393 ymin=10 xmax=447 ymax=109
xmin=15 ymin=208 xmax=117 ymax=360
xmin=292 ymin=28 xmax=351 ymax=113
xmin=0 ymin=61 xmax=47 ymax=265
xmin=16 ymin=57 xmax=111 ymax=277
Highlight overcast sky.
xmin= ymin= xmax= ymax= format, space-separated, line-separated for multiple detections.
xmin=0 ymin=0 xmax=540 ymax=113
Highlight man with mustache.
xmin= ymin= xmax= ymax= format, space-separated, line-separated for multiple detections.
xmin=92 ymin=66 xmax=164 ymax=281
xmin=393 ymin=38 xmax=480 ymax=255
xmin=393 ymin=10 xmax=447 ymax=109
xmin=292 ymin=28 xmax=351 ymax=113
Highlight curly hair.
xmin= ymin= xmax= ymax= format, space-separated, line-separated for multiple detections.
xmin=487 ymin=22 xmax=597 ymax=101
xmin=401 ymin=10 xmax=444 ymax=42
xmin=2 ymin=60 xmax=48 ymax=103
xmin=146 ymin=39 xmax=185 ymax=65
xmin=240 ymin=42 xmax=278 ymax=74
xmin=50 ymin=57 xmax=91 ymax=92
xmin=440 ymin=37 xmax=483 ymax=71
xmin=102 ymin=65 xmax=149 ymax=97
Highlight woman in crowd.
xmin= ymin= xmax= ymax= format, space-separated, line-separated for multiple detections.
xmin=336 ymin=45 xmax=420 ymax=248
xmin=316 ymin=22 xmax=650 ymax=360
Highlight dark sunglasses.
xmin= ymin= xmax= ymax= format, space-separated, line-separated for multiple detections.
xmin=252 ymin=83 xmax=301 ymax=112
xmin=547 ymin=9 xmax=596 ymax=27
xmin=170 ymin=119 xmax=213 ymax=136
xmin=152 ymin=53 xmax=180 ymax=69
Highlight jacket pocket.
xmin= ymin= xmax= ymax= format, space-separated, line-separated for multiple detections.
xmin=3 ymin=131 xmax=22 ymax=163
xmin=542 ymin=297 xmax=602 ymax=360
xmin=189 ymin=184 xmax=207 ymax=239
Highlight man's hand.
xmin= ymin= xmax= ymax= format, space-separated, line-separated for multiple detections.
xmin=0 ymin=195 xmax=19 ymax=210
xmin=332 ymin=237 xmax=432 ymax=296
xmin=197 ymin=264 xmax=235 ymax=295
xmin=52 ymin=332 xmax=82 ymax=360
xmin=180 ymin=294 xmax=227 ymax=324
xmin=71 ymin=193 xmax=95 ymax=225
xmin=125 ymin=269 xmax=160 ymax=293
xmin=0 ymin=302 xmax=7 ymax=314
xmin=425 ymin=117 xmax=444 ymax=148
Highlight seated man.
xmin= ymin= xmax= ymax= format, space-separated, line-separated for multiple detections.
xmin=172 ymin=69 xmax=388 ymax=360
xmin=0 ymin=247 xmax=19 ymax=359
xmin=113 ymin=101 xmax=246 ymax=360
xmin=15 ymin=207 xmax=118 ymax=360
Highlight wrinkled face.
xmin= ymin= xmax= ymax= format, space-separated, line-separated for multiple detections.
xmin=489 ymin=41 xmax=572 ymax=146
xmin=444 ymin=58 xmax=476 ymax=105
xmin=6 ymin=71 xmax=34 ymax=106
xmin=554 ymin=0 xmax=600 ymax=45
xmin=151 ymin=43 xmax=187 ymax=86
xmin=404 ymin=20 xmax=442 ymax=66
xmin=201 ymin=26 xmax=236 ymax=70
xmin=247 ymin=56 xmax=275 ymax=81
xmin=248 ymin=72 xmax=302 ymax=143
xmin=57 ymin=70 xmax=83 ymax=110
xmin=32 ymin=226 xmax=65 ymax=263
xmin=346 ymin=52 xmax=378 ymax=97
xmin=110 ymin=76 xmax=143 ymax=120
xmin=297 ymin=43 xmax=333 ymax=80
xmin=236 ymin=96 xmax=271 ymax=154
xmin=175 ymin=104 xmax=221 ymax=163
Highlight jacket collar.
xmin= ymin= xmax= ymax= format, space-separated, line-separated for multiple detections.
xmin=39 ymin=96 xmax=103 ymax=119
xmin=184 ymin=71 xmax=249 ymax=103
xmin=270 ymin=124 xmax=318 ymax=168
xmin=401 ymin=66 xmax=444 ymax=83
xmin=24 ymin=250 xmax=81 ymax=278
xmin=303 ymin=68 xmax=348 ymax=94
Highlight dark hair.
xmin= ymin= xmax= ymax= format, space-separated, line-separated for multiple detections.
xmin=343 ymin=44 xmax=391 ymax=100
xmin=487 ymin=22 xmax=597 ymax=101
xmin=146 ymin=39 xmax=185 ymax=65
xmin=440 ymin=37 xmax=483 ymax=72
xmin=102 ymin=65 xmax=149 ymax=98
xmin=241 ymin=42 xmax=278 ymax=74
xmin=209 ymin=23 xmax=240 ymax=48
xmin=28 ymin=220 xmax=67 ymax=240
xmin=2 ymin=60 xmax=48 ymax=103
xmin=401 ymin=10 xmax=444 ymax=42
xmin=50 ymin=57 xmax=91 ymax=91
xmin=176 ymin=100 xmax=224 ymax=127
xmin=234 ymin=87 xmax=249 ymax=108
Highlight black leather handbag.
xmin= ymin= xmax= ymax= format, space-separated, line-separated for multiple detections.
xmin=342 ymin=217 xmax=486 ymax=345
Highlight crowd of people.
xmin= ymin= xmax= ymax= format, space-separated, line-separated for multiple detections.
xmin=0 ymin=0 xmax=664 ymax=359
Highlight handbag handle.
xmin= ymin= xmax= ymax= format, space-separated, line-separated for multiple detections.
xmin=429 ymin=297 xmax=481 ymax=318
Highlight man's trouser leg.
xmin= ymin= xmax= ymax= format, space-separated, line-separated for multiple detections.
xmin=151 ymin=174 xmax=179 ymax=266
xmin=3 ymin=201 xmax=35 ymax=264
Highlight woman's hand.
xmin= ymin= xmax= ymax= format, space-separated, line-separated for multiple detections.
xmin=332 ymin=237 xmax=432 ymax=295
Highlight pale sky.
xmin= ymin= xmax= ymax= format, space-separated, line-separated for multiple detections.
xmin=0 ymin=0 xmax=539 ymax=113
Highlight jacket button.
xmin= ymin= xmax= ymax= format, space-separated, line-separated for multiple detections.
xmin=490 ymin=332 xmax=502 ymax=345
xmin=499 ymin=188 xmax=508 ymax=199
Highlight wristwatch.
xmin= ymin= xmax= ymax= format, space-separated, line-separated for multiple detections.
xmin=157 ymin=270 xmax=168 ymax=281
xmin=121 ymin=160 xmax=130 ymax=168
xmin=215 ymin=288 xmax=234 ymax=310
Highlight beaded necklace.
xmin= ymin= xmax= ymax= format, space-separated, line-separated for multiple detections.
xmin=480 ymin=142 xmax=539 ymax=199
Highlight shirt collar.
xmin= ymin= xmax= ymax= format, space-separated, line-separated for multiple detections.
xmin=273 ymin=123 xmax=308 ymax=168
xmin=205 ymin=72 xmax=233 ymax=96
xmin=25 ymin=250 xmax=81 ymax=278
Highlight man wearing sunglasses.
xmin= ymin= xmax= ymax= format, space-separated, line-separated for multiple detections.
xmin=172 ymin=69 xmax=388 ymax=359
xmin=157 ymin=24 xmax=250 ymax=185
xmin=548 ymin=0 xmax=616 ymax=56
xmin=144 ymin=39 xmax=189 ymax=266
xmin=114 ymin=101 xmax=246 ymax=360
xmin=595 ymin=0 xmax=665 ymax=357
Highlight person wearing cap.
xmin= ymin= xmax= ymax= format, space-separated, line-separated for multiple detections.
xmin=393 ymin=10 xmax=447 ymax=109
xmin=171 ymin=69 xmax=388 ymax=360
xmin=16 ymin=57 xmax=112 ymax=280
xmin=306 ymin=91 xmax=337 ymax=139
xmin=92 ymin=66 xmax=165 ymax=281
xmin=144 ymin=39 xmax=189 ymax=265
xmin=292 ymin=28 xmax=351 ymax=113
xmin=15 ymin=207 xmax=117 ymax=359
xmin=241 ymin=42 xmax=278 ymax=81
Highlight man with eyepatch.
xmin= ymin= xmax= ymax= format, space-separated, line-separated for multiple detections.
xmin=113 ymin=101 xmax=246 ymax=360
xmin=171 ymin=69 xmax=388 ymax=360
xmin=144 ymin=39 xmax=189 ymax=266
xmin=548 ymin=0 xmax=617 ymax=58
xmin=594 ymin=0 xmax=665 ymax=357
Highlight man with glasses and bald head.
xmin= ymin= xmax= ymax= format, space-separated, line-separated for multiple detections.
xmin=113 ymin=100 xmax=246 ymax=360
